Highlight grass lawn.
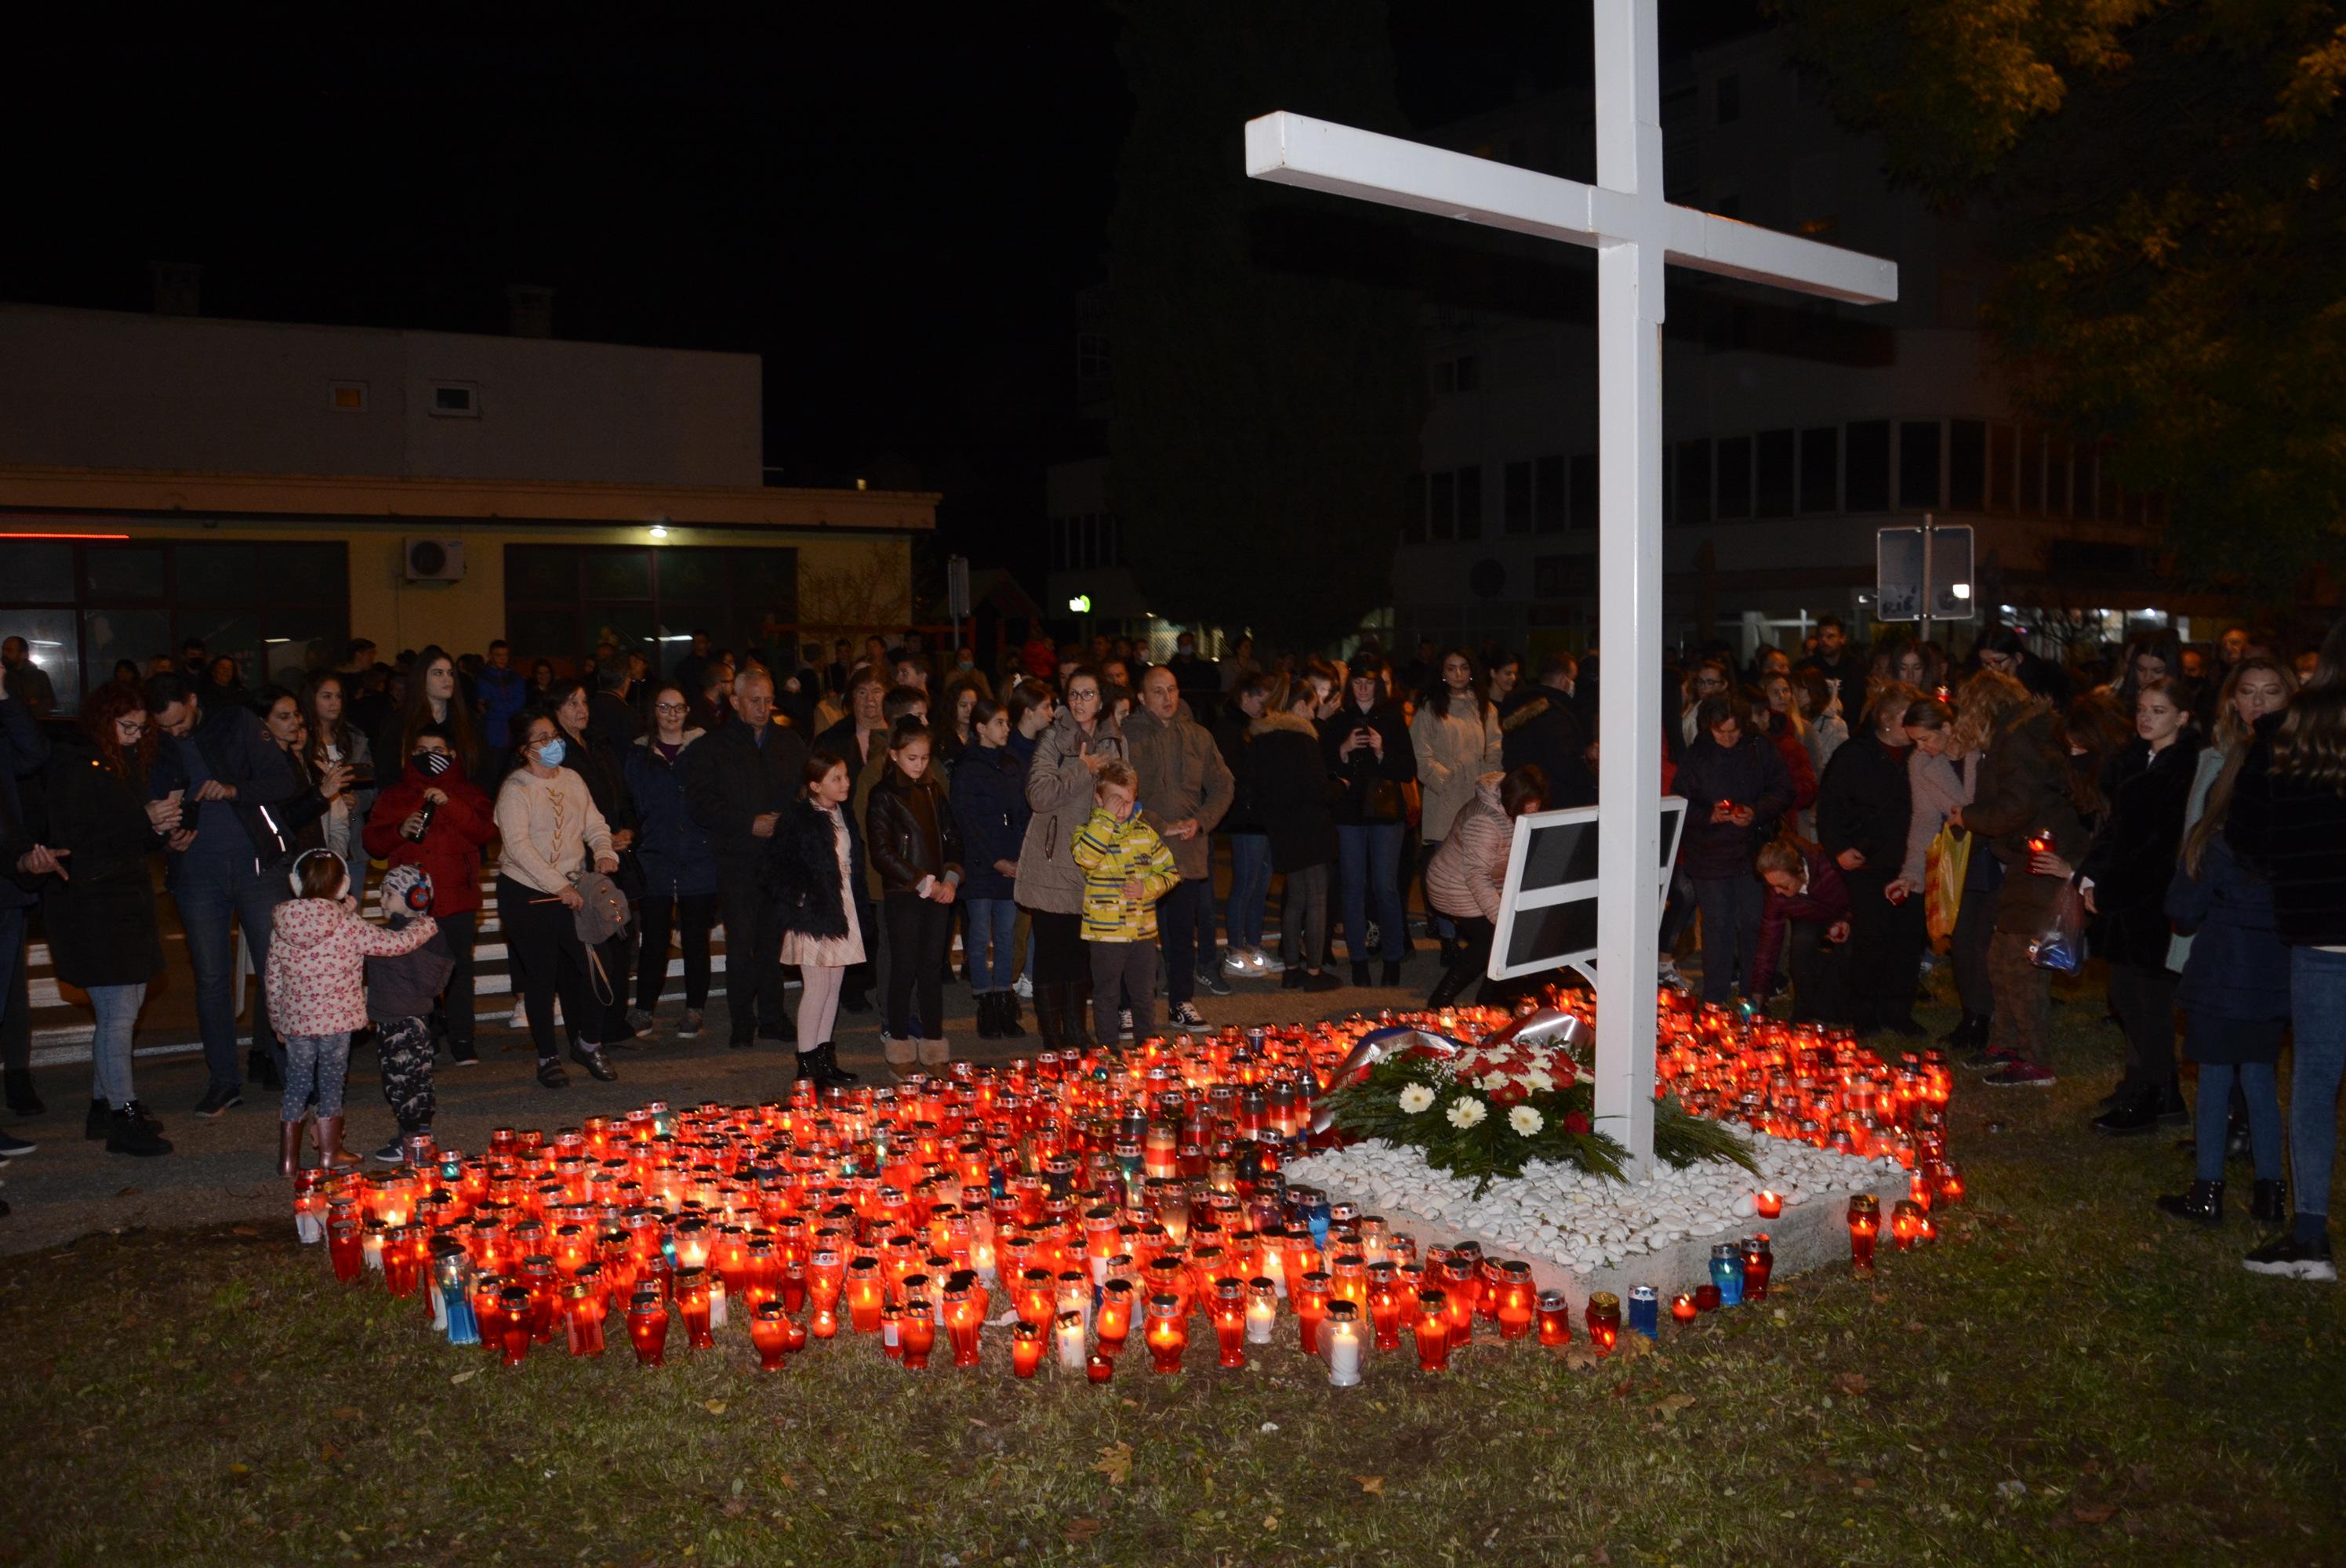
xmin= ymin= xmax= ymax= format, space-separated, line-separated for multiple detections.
xmin=6 ymin=982 xmax=2344 ymax=1567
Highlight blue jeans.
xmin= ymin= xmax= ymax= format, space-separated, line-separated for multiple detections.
xmin=963 ymin=897 xmax=1019 ymax=993
xmin=1690 ymin=873 xmax=1765 ymax=1005
xmin=2289 ymin=947 xmax=2346 ymax=1221
xmin=172 ymin=855 xmax=287 ymax=1096
xmin=1226 ymin=835 xmax=1272 ymax=950
xmin=1336 ymin=823 xmax=1406 ymax=963
xmin=1158 ymin=877 xmax=1210 ymax=1006
xmin=2195 ymin=1060 xmax=2283 ymax=1185
xmin=89 ymin=982 xmax=147 ymax=1109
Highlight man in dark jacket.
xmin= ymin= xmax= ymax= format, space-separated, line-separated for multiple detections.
xmin=683 ymin=670 xmax=807 ymax=1049
xmin=1500 ymin=652 xmax=1596 ymax=808
xmin=588 ymin=665 xmax=641 ymax=753
xmin=1795 ymin=615 xmax=1866 ymax=694
xmin=1815 ymin=690 xmax=1923 ymax=1035
xmin=1671 ymin=696 xmax=1794 ymax=1004
xmin=147 ymin=672 xmax=307 ymax=1115
xmin=0 ymin=681 xmax=50 ymax=1134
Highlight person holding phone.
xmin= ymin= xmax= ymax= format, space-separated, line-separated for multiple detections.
xmin=300 ymin=670 xmax=376 ymax=866
xmin=1322 ymin=655 xmax=1417 ymax=988
xmin=1672 ymin=695 xmax=1795 ymax=1005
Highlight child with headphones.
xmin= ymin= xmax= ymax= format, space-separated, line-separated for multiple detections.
xmin=366 ymin=864 xmax=456 ymax=1163
xmin=263 ymin=849 xmax=439 ymax=1175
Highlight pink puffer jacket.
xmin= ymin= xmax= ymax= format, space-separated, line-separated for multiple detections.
xmin=1425 ymin=774 xmax=1515 ymax=923
xmin=265 ymin=897 xmax=438 ymax=1039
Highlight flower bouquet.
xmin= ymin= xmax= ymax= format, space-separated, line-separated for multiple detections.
xmin=1315 ymin=1031 xmax=1756 ymax=1194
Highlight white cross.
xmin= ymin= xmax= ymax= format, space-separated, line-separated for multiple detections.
xmin=1245 ymin=0 xmax=1896 ymax=1171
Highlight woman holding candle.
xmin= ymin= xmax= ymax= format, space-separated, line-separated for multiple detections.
xmin=1814 ymin=682 xmax=1924 ymax=1037
xmin=1671 ymin=695 xmax=1795 ymax=1004
xmin=1015 ymin=667 xmax=1123 ymax=1051
xmin=2071 ymin=679 xmax=2201 ymax=1133
xmin=2224 ymin=618 xmax=2346 ymax=1280
xmin=865 ymin=718 xmax=964 ymax=1076
xmin=364 ymin=728 xmax=496 ymax=1066
xmin=264 ymin=848 xmax=438 ymax=1174
xmin=769 ymin=750 xmax=869 ymax=1089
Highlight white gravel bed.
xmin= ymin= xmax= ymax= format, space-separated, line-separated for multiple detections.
xmin=1287 ymin=1132 xmax=1904 ymax=1274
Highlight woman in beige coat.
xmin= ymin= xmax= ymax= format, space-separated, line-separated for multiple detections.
xmin=1012 ymin=668 xmax=1124 ymax=1050
xmin=1411 ymin=648 xmax=1503 ymax=966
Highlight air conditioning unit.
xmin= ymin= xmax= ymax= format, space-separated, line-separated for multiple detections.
xmin=404 ymin=538 xmax=467 ymax=583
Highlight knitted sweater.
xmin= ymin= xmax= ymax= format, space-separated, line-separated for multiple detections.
xmin=1070 ymin=805 xmax=1179 ymax=942
xmin=492 ymin=767 xmax=614 ymax=895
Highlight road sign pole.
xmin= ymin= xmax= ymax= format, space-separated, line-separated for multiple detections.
xmin=1918 ymin=512 xmax=1932 ymax=651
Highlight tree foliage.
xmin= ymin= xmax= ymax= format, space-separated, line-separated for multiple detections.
xmin=1770 ymin=0 xmax=2346 ymax=597
xmin=1106 ymin=1 xmax=1428 ymax=644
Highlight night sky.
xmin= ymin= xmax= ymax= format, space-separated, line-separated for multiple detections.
xmin=5 ymin=5 xmax=1760 ymax=583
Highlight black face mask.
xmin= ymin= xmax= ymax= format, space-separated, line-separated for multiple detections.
xmin=412 ymin=750 xmax=454 ymax=778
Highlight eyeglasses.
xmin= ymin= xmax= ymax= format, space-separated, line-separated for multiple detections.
xmin=114 ymin=719 xmax=147 ymax=738
xmin=653 ymin=702 xmax=688 ymax=713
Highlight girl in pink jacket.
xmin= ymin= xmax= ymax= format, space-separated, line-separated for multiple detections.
xmin=265 ymin=850 xmax=438 ymax=1175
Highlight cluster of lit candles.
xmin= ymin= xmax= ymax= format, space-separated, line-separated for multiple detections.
xmin=286 ymin=998 xmax=1959 ymax=1381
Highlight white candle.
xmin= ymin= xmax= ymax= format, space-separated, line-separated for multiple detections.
xmin=1325 ymin=1321 xmax=1363 ymax=1387
xmin=708 ymin=1276 xmax=728 ymax=1330
xmin=1055 ymin=1316 xmax=1088 ymax=1372
xmin=1245 ymin=1297 xmax=1276 ymax=1345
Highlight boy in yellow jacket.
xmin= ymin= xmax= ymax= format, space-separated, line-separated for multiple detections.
xmin=1071 ymin=760 xmax=1180 ymax=1047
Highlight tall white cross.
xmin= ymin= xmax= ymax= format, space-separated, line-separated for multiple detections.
xmin=1245 ymin=0 xmax=1897 ymax=1171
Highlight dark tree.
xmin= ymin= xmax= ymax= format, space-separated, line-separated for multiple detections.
xmin=1770 ymin=0 xmax=2346 ymax=599
xmin=1107 ymin=0 xmax=1429 ymax=645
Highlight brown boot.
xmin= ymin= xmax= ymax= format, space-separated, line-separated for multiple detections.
xmin=312 ymin=1115 xmax=362 ymax=1169
xmin=880 ymin=1033 xmax=918 ymax=1083
xmin=278 ymin=1119 xmax=305 ymax=1178
xmin=917 ymin=1036 xmax=950 ymax=1069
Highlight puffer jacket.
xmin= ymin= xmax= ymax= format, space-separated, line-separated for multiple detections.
xmin=1411 ymin=698 xmax=1503 ymax=842
xmin=768 ymin=798 xmax=868 ymax=940
xmin=2225 ymin=715 xmax=2346 ymax=947
xmin=2168 ymin=835 xmax=2290 ymax=1025
xmin=1071 ymin=806 xmax=1180 ymax=941
xmin=624 ymin=731 xmax=719 ymax=899
xmin=1672 ymin=733 xmax=1793 ymax=880
xmin=1015 ymin=710 xmax=1125 ymax=914
xmin=1424 ymin=774 xmax=1513 ymax=923
xmin=948 ymin=741 xmax=1030 ymax=901
xmin=1123 ymin=702 xmax=1234 ymax=881
xmin=364 ymin=757 xmax=496 ymax=917
xmin=865 ymin=765 xmax=964 ymax=895
xmin=1250 ymin=710 xmax=1338 ymax=873
xmin=265 ymin=896 xmax=438 ymax=1039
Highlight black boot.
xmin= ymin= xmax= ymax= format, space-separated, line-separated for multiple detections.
xmin=246 ymin=1047 xmax=282 ymax=1091
xmin=997 ymin=990 xmax=1026 ymax=1040
xmin=2251 ymin=1179 xmax=2289 ymax=1226
xmin=1351 ymin=962 xmax=1371 ymax=988
xmin=2090 ymin=1087 xmax=2163 ymax=1137
xmin=1938 ymin=1013 xmax=1983 ymax=1050
xmin=2155 ymin=1079 xmax=2189 ymax=1127
xmin=1066 ymin=982 xmax=1096 ymax=1051
xmin=86 ymin=1097 xmax=111 ymax=1141
xmin=1030 ymin=985 xmax=1064 ymax=1053
xmin=2155 ymin=1179 xmax=2224 ymax=1226
xmin=808 ymin=1042 xmax=859 ymax=1088
xmin=4 ymin=1067 xmax=42 ymax=1117
xmin=1382 ymin=959 xmax=1403 ymax=988
xmin=975 ymin=992 xmax=1003 ymax=1040
xmin=105 ymin=1105 xmax=172 ymax=1157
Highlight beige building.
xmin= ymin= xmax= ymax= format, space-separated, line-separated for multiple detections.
xmin=0 ymin=302 xmax=933 ymax=708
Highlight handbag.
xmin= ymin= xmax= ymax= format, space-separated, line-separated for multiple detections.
xmin=1924 ymin=822 xmax=1970 ymax=946
xmin=570 ymin=869 xmax=632 ymax=1007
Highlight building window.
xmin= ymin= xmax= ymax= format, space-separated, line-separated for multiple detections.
xmin=1716 ymin=74 xmax=1741 ymax=125
xmin=429 ymin=383 xmax=481 ymax=418
xmin=1844 ymin=420 xmax=1890 ymax=512
xmin=1076 ymin=332 xmax=1109 ymax=386
xmin=1455 ymin=465 xmax=1484 ymax=539
xmin=1429 ymin=470 xmax=1456 ymax=540
xmin=1716 ymin=435 xmax=1752 ymax=520
xmin=1899 ymin=419 xmax=1943 ymax=510
xmin=505 ymin=544 xmax=797 ymax=679
xmin=0 ymin=539 xmax=347 ymax=715
xmin=1799 ymin=426 xmax=1840 ymax=514
xmin=1535 ymin=455 xmax=1567 ymax=532
xmin=1948 ymin=419 xmax=1987 ymax=511
xmin=1504 ymin=460 xmax=1533 ymax=535
xmin=1433 ymin=355 xmax=1480 ymax=394
xmin=1756 ymin=428 xmax=1795 ymax=517
xmin=1534 ymin=554 xmax=1595 ymax=597
xmin=1988 ymin=423 xmax=2016 ymax=512
xmin=2019 ymin=428 xmax=2044 ymax=515
xmin=1570 ymin=453 xmax=1598 ymax=530
xmin=329 ymin=381 xmax=368 ymax=412
xmin=1404 ymin=475 xmax=1426 ymax=544
xmin=1674 ymin=440 xmax=1712 ymax=526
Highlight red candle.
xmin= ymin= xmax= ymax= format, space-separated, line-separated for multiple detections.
xmin=1583 ymin=1291 xmax=1620 ymax=1355
xmin=1536 ymin=1290 xmax=1572 ymax=1347
xmin=1295 ymin=1271 xmax=1331 ymax=1356
xmin=1211 ymin=1278 xmax=1247 ymax=1370
xmin=945 ymin=1286 xmax=982 ymax=1368
xmin=626 ymin=1290 xmax=668 ymax=1367
xmin=1095 ymin=1279 xmax=1135 ymax=1352
xmin=563 ymin=1283 xmax=608 ymax=1356
xmin=1756 ymin=1189 xmax=1783 ymax=1220
xmin=1144 ymin=1292 xmax=1188 ymax=1374
xmin=1671 ymin=1292 xmax=1698 ymax=1326
xmin=1847 ymin=1195 xmax=1880 ymax=1273
xmin=677 ymin=1269 xmax=715 ymax=1350
xmin=750 ymin=1302 xmax=792 ymax=1371
xmin=498 ymin=1285 xmax=535 ymax=1367
xmin=1414 ymin=1290 xmax=1452 ymax=1372
xmin=847 ymin=1259 xmax=885 ymax=1334
xmin=1086 ymin=1352 xmax=1115 ymax=1385
xmin=1011 ymin=1322 xmax=1044 ymax=1378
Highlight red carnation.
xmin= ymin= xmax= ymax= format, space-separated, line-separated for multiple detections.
xmin=1563 ymin=1111 xmax=1591 ymax=1135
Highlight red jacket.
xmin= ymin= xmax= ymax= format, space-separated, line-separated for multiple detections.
xmin=362 ymin=760 xmax=496 ymax=916
xmin=1767 ymin=714 xmax=1818 ymax=817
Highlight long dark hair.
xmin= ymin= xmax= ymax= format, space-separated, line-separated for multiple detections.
xmin=2272 ymin=619 xmax=2346 ymax=793
xmin=398 ymin=644 xmax=480 ymax=775
xmin=80 ymin=683 xmax=157 ymax=786
xmin=299 ymin=670 xmax=351 ymax=775
xmin=1430 ymin=648 xmax=1487 ymax=721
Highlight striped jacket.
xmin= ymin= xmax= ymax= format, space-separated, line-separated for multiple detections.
xmin=1070 ymin=805 xmax=1180 ymax=942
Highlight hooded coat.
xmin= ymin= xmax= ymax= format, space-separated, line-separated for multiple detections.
xmin=1014 ymin=709 xmax=1125 ymax=914
xmin=1247 ymin=710 xmax=1338 ymax=873
xmin=264 ymin=895 xmax=438 ymax=1038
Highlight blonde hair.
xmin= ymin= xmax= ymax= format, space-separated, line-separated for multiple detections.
xmin=1093 ymin=760 xmax=1138 ymax=799
xmin=1755 ymin=840 xmax=1806 ymax=878
xmin=1948 ymin=669 xmax=2036 ymax=755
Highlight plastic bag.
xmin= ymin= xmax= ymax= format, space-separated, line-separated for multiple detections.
xmin=1924 ymin=823 xmax=1970 ymax=946
xmin=2027 ymin=880 xmax=2088 ymax=973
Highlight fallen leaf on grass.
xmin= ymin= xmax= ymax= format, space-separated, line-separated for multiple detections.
xmin=227 ymin=1463 xmax=251 ymax=1476
xmin=231 ymin=1225 xmax=260 ymax=1238
xmin=1062 ymin=1518 xmax=1106 ymax=1544
xmin=319 ymin=1442 xmax=341 ymax=1462
xmin=1094 ymin=1442 xmax=1133 ymax=1486
xmin=1656 ymin=1394 xmax=1696 ymax=1417
xmin=1851 ymin=1478 xmax=1876 ymax=1490
xmin=330 ymin=1406 xmax=362 ymax=1422
xmin=1832 ymin=1373 xmax=1868 ymax=1396
xmin=2072 ymin=1504 xmax=2116 ymax=1525
xmin=449 ymin=1370 xmax=478 ymax=1385
xmin=703 ymin=1399 xmax=728 ymax=1415
xmin=1262 ymin=1515 xmax=1280 ymax=1531
xmin=1356 ymin=1475 xmax=1385 ymax=1495
xmin=1562 ymin=1346 xmax=1599 ymax=1372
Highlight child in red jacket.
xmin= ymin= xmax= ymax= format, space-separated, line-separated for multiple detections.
xmin=362 ymin=729 xmax=495 ymax=1063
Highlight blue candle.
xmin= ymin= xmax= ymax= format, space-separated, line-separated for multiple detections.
xmin=1709 ymin=1243 xmax=1745 ymax=1308
xmin=1627 ymin=1283 xmax=1660 ymax=1338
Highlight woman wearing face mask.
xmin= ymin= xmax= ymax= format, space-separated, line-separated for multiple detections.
xmin=364 ymin=727 xmax=496 ymax=1065
xmin=300 ymin=671 xmax=376 ymax=864
xmin=493 ymin=710 xmax=620 ymax=1089
xmin=2051 ymin=678 xmax=2201 ymax=1131
xmin=866 ymin=718 xmax=963 ymax=1076
xmin=380 ymin=644 xmax=482 ymax=787
xmin=1015 ymin=667 xmax=1122 ymax=1049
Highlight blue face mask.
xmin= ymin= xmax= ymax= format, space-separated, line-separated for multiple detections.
xmin=536 ymin=738 xmax=567 ymax=768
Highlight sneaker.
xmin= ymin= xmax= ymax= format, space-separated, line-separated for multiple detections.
xmin=1657 ymin=959 xmax=1684 ymax=989
xmin=569 ymin=1045 xmax=618 ymax=1083
xmin=1222 ymin=950 xmax=1255 ymax=978
xmin=1962 ymin=1044 xmax=2020 ymax=1073
xmin=193 ymin=1085 xmax=242 ymax=1119
xmin=677 ymin=1008 xmax=704 ymax=1040
xmin=625 ymin=1008 xmax=657 ymax=1036
xmin=1303 ymin=969 xmax=1342 ymax=993
xmin=1118 ymin=1008 xmax=1135 ymax=1041
xmin=1253 ymin=948 xmax=1284 ymax=974
xmin=449 ymin=1040 xmax=479 ymax=1066
xmin=1984 ymin=1061 xmax=2057 ymax=1089
xmin=510 ymin=1000 xmax=529 ymax=1031
xmin=370 ymin=1138 xmax=407 ymax=1164
xmin=2243 ymin=1232 xmax=2337 ymax=1283
xmin=1012 ymin=974 xmax=1034 ymax=1001
xmin=537 ymin=1058 xmax=570 ymax=1090
xmin=1169 ymin=1001 xmax=1208 ymax=1033
xmin=104 ymin=1107 xmax=172 ymax=1156
xmin=0 ymin=1130 xmax=31 ymax=1158
xmin=1199 ymin=966 xmax=1233 ymax=997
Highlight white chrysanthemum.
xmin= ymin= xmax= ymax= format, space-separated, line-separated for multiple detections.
xmin=1480 ymin=1070 xmax=1510 ymax=1092
xmin=1396 ymin=1083 xmax=1436 ymax=1115
xmin=1509 ymin=1105 xmax=1545 ymax=1138
xmin=1447 ymin=1096 xmax=1487 ymax=1130
xmin=1524 ymin=1068 xmax=1556 ymax=1092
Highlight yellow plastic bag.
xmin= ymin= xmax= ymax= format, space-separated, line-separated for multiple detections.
xmin=1924 ymin=822 xmax=1970 ymax=946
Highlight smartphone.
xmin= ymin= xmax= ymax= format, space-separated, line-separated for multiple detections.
xmin=346 ymin=766 xmax=376 ymax=788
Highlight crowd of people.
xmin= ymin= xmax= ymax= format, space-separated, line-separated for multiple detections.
xmin=0 ymin=611 xmax=2338 ymax=1283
